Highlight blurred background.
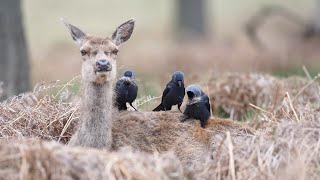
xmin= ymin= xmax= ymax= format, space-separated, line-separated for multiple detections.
xmin=1 ymin=0 xmax=319 ymax=101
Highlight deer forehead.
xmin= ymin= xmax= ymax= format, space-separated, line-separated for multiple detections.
xmin=81 ymin=36 xmax=118 ymax=52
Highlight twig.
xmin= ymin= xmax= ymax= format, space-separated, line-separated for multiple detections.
xmin=286 ymin=92 xmax=300 ymax=122
xmin=249 ymin=103 xmax=272 ymax=115
xmin=292 ymin=74 xmax=320 ymax=103
xmin=58 ymin=108 xmax=78 ymax=142
xmin=302 ymin=65 xmax=312 ymax=80
xmin=136 ymin=95 xmax=162 ymax=107
xmin=226 ymin=132 xmax=236 ymax=180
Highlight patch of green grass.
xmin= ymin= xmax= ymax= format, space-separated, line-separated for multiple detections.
xmin=239 ymin=109 xmax=257 ymax=122
xmin=215 ymin=106 xmax=230 ymax=119
xmin=271 ymin=67 xmax=320 ymax=78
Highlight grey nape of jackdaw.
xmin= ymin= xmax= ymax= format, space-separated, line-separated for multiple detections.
xmin=153 ymin=71 xmax=185 ymax=112
xmin=115 ymin=70 xmax=138 ymax=111
xmin=181 ymin=85 xmax=211 ymax=128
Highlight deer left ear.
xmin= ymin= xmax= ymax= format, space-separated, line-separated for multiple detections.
xmin=112 ymin=19 xmax=135 ymax=46
xmin=61 ymin=18 xmax=87 ymax=46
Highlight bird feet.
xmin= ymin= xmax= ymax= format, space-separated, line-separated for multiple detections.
xmin=129 ymin=103 xmax=138 ymax=111
xmin=180 ymin=115 xmax=190 ymax=122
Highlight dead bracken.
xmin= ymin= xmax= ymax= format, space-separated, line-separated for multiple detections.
xmin=0 ymin=73 xmax=320 ymax=179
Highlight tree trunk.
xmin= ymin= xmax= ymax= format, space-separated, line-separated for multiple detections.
xmin=0 ymin=0 xmax=30 ymax=100
xmin=313 ymin=0 xmax=320 ymax=32
xmin=176 ymin=0 xmax=207 ymax=40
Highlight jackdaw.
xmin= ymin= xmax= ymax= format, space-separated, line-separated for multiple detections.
xmin=153 ymin=71 xmax=185 ymax=112
xmin=181 ymin=85 xmax=211 ymax=128
xmin=115 ymin=70 xmax=138 ymax=111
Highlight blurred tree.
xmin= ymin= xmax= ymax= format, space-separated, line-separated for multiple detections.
xmin=245 ymin=4 xmax=320 ymax=48
xmin=314 ymin=0 xmax=320 ymax=31
xmin=303 ymin=0 xmax=320 ymax=38
xmin=176 ymin=0 xmax=207 ymax=40
xmin=0 ymin=0 xmax=30 ymax=100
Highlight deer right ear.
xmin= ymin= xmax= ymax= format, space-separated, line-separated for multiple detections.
xmin=61 ymin=18 xmax=86 ymax=46
xmin=112 ymin=19 xmax=135 ymax=46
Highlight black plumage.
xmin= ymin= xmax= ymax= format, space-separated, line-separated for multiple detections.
xmin=115 ymin=70 xmax=138 ymax=111
xmin=181 ymin=85 xmax=211 ymax=128
xmin=153 ymin=71 xmax=185 ymax=112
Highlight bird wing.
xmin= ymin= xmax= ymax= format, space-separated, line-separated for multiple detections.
xmin=181 ymin=86 xmax=186 ymax=100
xmin=115 ymin=80 xmax=122 ymax=90
xmin=115 ymin=79 xmax=129 ymax=97
xmin=128 ymin=81 xmax=138 ymax=101
xmin=161 ymin=83 xmax=172 ymax=102
xmin=115 ymin=80 xmax=122 ymax=96
xmin=134 ymin=83 xmax=138 ymax=98
xmin=203 ymin=95 xmax=211 ymax=113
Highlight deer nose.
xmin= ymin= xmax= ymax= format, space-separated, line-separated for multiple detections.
xmin=96 ymin=59 xmax=111 ymax=71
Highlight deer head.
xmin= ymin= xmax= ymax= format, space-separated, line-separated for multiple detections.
xmin=62 ymin=19 xmax=135 ymax=85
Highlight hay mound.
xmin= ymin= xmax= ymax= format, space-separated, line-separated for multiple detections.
xmin=209 ymin=73 xmax=320 ymax=120
xmin=0 ymin=81 xmax=78 ymax=144
xmin=0 ymin=139 xmax=185 ymax=180
xmin=192 ymin=107 xmax=320 ymax=179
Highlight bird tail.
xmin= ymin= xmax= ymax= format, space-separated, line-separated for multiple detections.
xmin=153 ymin=103 xmax=164 ymax=111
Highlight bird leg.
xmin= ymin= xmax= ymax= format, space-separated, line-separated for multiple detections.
xmin=178 ymin=103 xmax=182 ymax=113
xmin=129 ymin=103 xmax=138 ymax=111
xmin=200 ymin=119 xmax=208 ymax=128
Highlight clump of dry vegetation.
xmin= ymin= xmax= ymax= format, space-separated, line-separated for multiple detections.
xmin=0 ymin=73 xmax=319 ymax=179
xmin=191 ymin=98 xmax=320 ymax=179
xmin=0 ymin=139 xmax=185 ymax=180
xmin=0 ymin=79 xmax=79 ymax=144
xmin=208 ymin=73 xmax=320 ymax=120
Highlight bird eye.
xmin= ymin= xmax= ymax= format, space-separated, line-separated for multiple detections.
xmin=113 ymin=49 xmax=118 ymax=55
xmin=80 ymin=50 xmax=87 ymax=56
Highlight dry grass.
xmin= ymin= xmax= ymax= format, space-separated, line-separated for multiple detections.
xmin=0 ymin=139 xmax=185 ymax=180
xmin=191 ymin=105 xmax=320 ymax=179
xmin=0 ymin=73 xmax=320 ymax=179
xmin=0 ymin=78 xmax=79 ymax=144
xmin=207 ymin=73 xmax=320 ymax=120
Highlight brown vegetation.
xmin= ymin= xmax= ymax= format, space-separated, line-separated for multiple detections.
xmin=0 ymin=73 xmax=319 ymax=179
xmin=208 ymin=73 xmax=320 ymax=120
xmin=0 ymin=139 xmax=185 ymax=180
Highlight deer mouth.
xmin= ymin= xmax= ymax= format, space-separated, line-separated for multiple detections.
xmin=95 ymin=71 xmax=111 ymax=78
xmin=95 ymin=67 xmax=112 ymax=76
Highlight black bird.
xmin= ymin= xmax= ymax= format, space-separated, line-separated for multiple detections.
xmin=115 ymin=70 xmax=138 ymax=111
xmin=153 ymin=71 xmax=185 ymax=112
xmin=181 ymin=85 xmax=211 ymax=128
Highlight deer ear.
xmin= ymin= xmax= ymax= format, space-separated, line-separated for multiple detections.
xmin=112 ymin=19 xmax=135 ymax=46
xmin=61 ymin=18 xmax=86 ymax=46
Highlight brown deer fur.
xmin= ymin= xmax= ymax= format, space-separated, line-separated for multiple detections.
xmin=63 ymin=19 xmax=254 ymax=165
xmin=112 ymin=111 xmax=253 ymax=165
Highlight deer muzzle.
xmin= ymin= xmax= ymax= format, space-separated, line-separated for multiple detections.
xmin=96 ymin=59 xmax=112 ymax=72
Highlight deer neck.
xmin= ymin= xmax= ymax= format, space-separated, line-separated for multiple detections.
xmin=77 ymin=81 xmax=114 ymax=149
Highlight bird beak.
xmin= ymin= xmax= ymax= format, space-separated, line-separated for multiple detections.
xmin=178 ymin=81 xmax=182 ymax=87
xmin=187 ymin=91 xmax=194 ymax=99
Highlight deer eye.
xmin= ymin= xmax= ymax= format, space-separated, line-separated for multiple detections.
xmin=112 ymin=49 xmax=118 ymax=55
xmin=80 ymin=50 xmax=87 ymax=56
